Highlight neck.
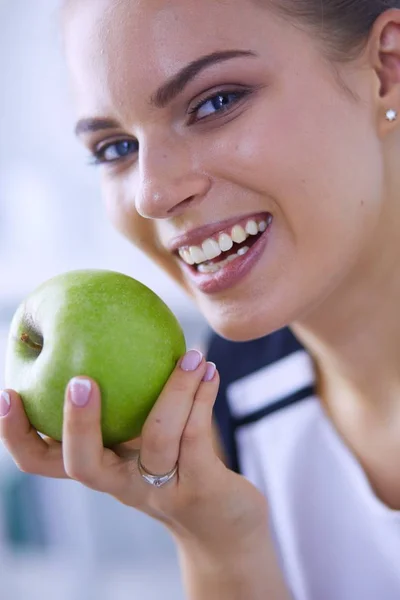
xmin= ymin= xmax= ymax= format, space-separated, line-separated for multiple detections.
xmin=291 ymin=186 xmax=400 ymax=508
xmin=293 ymin=184 xmax=400 ymax=413
xmin=293 ymin=262 xmax=400 ymax=415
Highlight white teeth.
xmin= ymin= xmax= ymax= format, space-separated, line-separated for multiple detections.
xmin=179 ymin=216 xmax=272 ymax=266
xmin=218 ymin=233 xmax=233 ymax=252
xmin=258 ymin=220 xmax=267 ymax=232
xmin=198 ymin=246 xmax=249 ymax=274
xmin=202 ymin=238 xmax=221 ymax=260
xmin=179 ymin=248 xmax=195 ymax=265
xmin=190 ymin=246 xmax=207 ymax=264
xmin=245 ymin=220 xmax=258 ymax=236
xmin=231 ymin=225 xmax=247 ymax=244
xmin=197 ymin=263 xmax=221 ymax=274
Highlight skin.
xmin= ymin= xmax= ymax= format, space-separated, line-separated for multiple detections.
xmin=63 ymin=0 xmax=395 ymax=340
xmin=63 ymin=0 xmax=400 ymax=506
xmin=1 ymin=2 xmax=400 ymax=595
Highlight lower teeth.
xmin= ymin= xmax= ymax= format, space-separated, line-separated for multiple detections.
xmin=197 ymin=246 xmax=250 ymax=274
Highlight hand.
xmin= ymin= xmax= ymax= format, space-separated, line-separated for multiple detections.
xmin=0 ymin=350 xmax=268 ymax=556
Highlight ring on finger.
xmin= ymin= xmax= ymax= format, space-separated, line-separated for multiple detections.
xmin=138 ymin=454 xmax=178 ymax=488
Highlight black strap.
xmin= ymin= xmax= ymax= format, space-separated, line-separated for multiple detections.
xmin=207 ymin=327 xmax=314 ymax=473
xmin=233 ymin=385 xmax=315 ymax=428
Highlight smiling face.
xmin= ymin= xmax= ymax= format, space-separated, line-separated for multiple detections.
xmin=63 ymin=0 xmax=387 ymax=341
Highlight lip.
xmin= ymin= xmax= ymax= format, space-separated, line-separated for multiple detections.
xmin=167 ymin=211 xmax=270 ymax=252
xmin=179 ymin=217 xmax=273 ymax=294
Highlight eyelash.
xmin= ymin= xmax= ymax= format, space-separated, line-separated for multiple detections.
xmin=89 ymin=140 xmax=138 ymax=166
xmin=187 ymin=87 xmax=251 ymax=122
xmin=89 ymin=87 xmax=251 ymax=166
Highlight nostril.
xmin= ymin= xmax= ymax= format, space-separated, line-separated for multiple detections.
xmin=167 ymin=196 xmax=197 ymax=214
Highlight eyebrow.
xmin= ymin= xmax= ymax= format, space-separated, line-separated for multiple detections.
xmin=74 ymin=49 xmax=257 ymax=136
xmin=75 ymin=117 xmax=120 ymax=137
xmin=151 ymin=49 xmax=257 ymax=109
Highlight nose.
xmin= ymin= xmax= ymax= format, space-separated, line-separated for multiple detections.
xmin=134 ymin=136 xmax=211 ymax=219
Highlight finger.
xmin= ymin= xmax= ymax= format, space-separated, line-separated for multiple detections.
xmin=139 ymin=349 xmax=207 ymax=475
xmin=112 ymin=436 xmax=141 ymax=458
xmin=0 ymin=389 xmax=67 ymax=478
xmin=179 ymin=363 xmax=220 ymax=473
xmin=63 ymin=377 xmax=120 ymax=492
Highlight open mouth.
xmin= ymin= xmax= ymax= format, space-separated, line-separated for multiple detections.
xmin=177 ymin=213 xmax=272 ymax=275
xmin=175 ymin=213 xmax=273 ymax=294
xmin=196 ymin=229 xmax=263 ymax=273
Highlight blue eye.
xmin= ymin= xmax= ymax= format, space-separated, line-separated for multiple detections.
xmin=190 ymin=90 xmax=248 ymax=121
xmin=91 ymin=139 xmax=138 ymax=165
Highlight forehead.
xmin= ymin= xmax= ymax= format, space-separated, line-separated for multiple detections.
xmin=63 ymin=0 xmax=284 ymax=116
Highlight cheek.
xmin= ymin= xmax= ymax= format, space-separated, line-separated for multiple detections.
xmin=102 ymin=180 xmax=190 ymax=291
xmin=223 ymin=87 xmax=383 ymax=255
xmin=193 ymin=90 xmax=384 ymax=338
xmin=102 ymin=181 xmax=130 ymax=236
xmin=102 ymin=175 xmax=148 ymax=246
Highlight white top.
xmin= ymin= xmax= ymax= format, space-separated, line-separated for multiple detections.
xmin=226 ymin=350 xmax=400 ymax=600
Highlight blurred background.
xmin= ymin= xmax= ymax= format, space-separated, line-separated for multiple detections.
xmin=0 ymin=1 xmax=209 ymax=597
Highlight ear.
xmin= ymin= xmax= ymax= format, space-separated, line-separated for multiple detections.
xmin=370 ymin=9 xmax=400 ymax=133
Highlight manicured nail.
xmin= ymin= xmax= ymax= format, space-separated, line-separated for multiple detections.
xmin=0 ymin=391 xmax=11 ymax=417
xmin=69 ymin=378 xmax=91 ymax=407
xmin=202 ymin=362 xmax=216 ymax=382
xmin=180 ymin=349 xmax=203 ymax=372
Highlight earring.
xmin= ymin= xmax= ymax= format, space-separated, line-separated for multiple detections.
xmin=386 ymin=109 xmax=397 ymax=122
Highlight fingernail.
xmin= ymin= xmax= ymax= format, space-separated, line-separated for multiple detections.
xmin=180 ymin=349 xmax=203 ymax=372
xmin=0 ymin=391 xmax=11 ymax=417
xmin=69 ymin=378 xmax=91 ymax=407
xmin=202 ymin=362 xmax=216 ymax=382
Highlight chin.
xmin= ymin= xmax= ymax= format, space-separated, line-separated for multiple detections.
xmin=205 ymin=309 xmax=289 ymax=343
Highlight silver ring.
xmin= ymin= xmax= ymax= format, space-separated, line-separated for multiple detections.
xmin=138 ymin=455 xmax=178 ymax=488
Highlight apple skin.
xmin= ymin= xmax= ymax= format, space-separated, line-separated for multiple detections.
xmin=5 ymin=270 xmax=186 ymax=447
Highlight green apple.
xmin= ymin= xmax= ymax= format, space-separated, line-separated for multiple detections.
xmin=5 ymin=269 xmax=186 ymax=447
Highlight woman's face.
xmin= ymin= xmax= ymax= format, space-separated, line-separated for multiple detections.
xmin=64 ymin=0 xmax=385 ymax=341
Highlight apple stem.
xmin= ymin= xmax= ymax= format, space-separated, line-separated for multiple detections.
xmin=20 ymin=333 xmax=43 ymax=352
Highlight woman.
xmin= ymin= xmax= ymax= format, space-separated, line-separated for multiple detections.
xmin=1 ymin=0 xmax=400 ymax=597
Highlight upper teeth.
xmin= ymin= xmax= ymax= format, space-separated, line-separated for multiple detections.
xmin=178 ymin=217 xmax=270 ymax=266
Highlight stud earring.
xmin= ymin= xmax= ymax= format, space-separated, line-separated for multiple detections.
xmin=386 ymin=109 xmax=398 ymax=122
